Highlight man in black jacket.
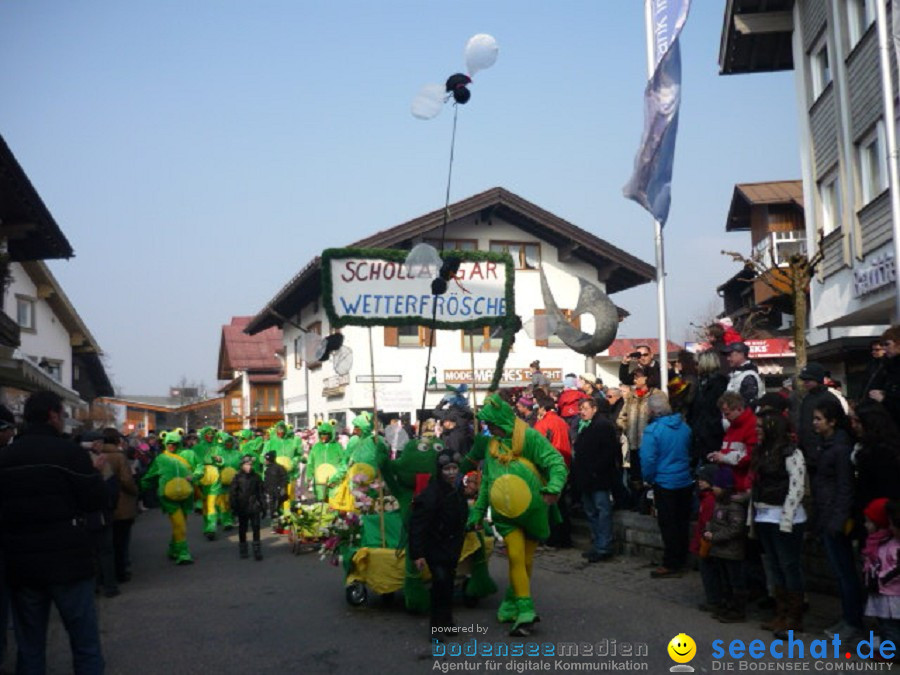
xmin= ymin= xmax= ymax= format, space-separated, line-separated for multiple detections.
xmin=0 ymin=391 xmax=107 ymax=674
xmin=571 ymin=398 xmax=621 ymax=563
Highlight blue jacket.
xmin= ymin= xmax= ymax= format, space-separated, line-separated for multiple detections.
xmin=640 ymin=413 xmax=693 ymax=490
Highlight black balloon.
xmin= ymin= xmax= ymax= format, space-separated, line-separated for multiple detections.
xmin=445 ymin=73 xmax=472 ymax=105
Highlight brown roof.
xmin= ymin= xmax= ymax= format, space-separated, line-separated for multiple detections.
xmin=217 ymin=317 xmax=283 ymax=379
xmin=726 ymin=180 xmax=803 ymax=232
xmin=246 ymin=187 xmax=656 ymax=335
xmin=602 ymin=338 xmax=684 ymax=359
xmin=719 ymin=0 xmax=794 ymax=76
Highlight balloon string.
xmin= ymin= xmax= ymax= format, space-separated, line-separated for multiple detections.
xmin=418 ymin=103 xmax=459 ymax=439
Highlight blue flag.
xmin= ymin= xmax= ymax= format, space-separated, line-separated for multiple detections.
xmin=623 ymin=0 xmax=691 ymax=226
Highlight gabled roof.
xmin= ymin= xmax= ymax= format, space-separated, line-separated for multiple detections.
xmin=218 ymin=316 xmax=283 ymax=379
xmin=0 ymin=134 xmax=73 ymax=261
xmin=246 ymin=187 xmax=655 ymax=335
xmin=726 ymin=180 xmax=803 ymax=232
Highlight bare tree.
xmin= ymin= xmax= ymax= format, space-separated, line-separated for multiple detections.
xmin=722 ymin=234 xmax=824 ymax=369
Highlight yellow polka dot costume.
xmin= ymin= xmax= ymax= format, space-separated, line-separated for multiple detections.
xmin=467 ymin=394 xmax=567 ymax=635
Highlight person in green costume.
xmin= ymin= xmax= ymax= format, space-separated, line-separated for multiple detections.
xmin=466 ymin=393 xmax=568 ymax=636
xmin=264 ymin=421 xmax=299 ymax=508
xmin=216 ymin=432 xmax=241 ymax=530
xmin=236 ymin=429 xmax=264 ymax=474
xmin=192 ymin=426 xmax=224 ymax=540
xmin=306 ymin=421 xmax=344 ymax=501
xmin=140 ymin=431 xmax=196 ymax=565
xmin=328 ymin=412 xmax=388 ymax=512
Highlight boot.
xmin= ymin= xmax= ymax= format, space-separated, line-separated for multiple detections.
xmin=717 ymin=592 xmax=748 ymax=623
xmin=173 ymin=541 xmax=194 ymax=566
xmin=167 ymin=540 xmax=177 ymax=560
xmin=239 ymin=541 xmax=249 ymax=559
xmin=760 ymin=587 xmax=787 ymax=631
xmin=496 ymin=587 xmax=518 ymax=623
xmin=253 ymin=541 xmax=263 ymax=561
xmin=203 ymin=514 xmax=218 ymax=540
xmin=220 ymin=512 xmax=235 ymax=531
xmin=509 ymin=597 xmax=538 ymax=636
xmin=773 ymin=591 xmax=805 ymax=638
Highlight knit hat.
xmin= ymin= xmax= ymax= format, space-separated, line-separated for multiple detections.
xmin=241 ymin=454 xmax=254 ymax=466
xmin=864 ymin=498 xmax=890 ymax=529
xmin=264 ymin=451 xmax=276 ymax=462
xmin=563 ymin=374 xmax=578 ymax=389
xmin=517 ymin=395 xmax=535 ymax=409
xmin=713 ymin=466 xmax=734 ymax=490
xmin=580 ymin=372 xmax=597 ymax=385
xmin=697 ymin=464 xmax=717 ymax=486
xmin=798 ymin=362 xmax=826 ymax=384
xmin=435 ymin=441 xmax=462 ymax=469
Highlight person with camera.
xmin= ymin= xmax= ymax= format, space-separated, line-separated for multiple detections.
xmin=619 ymin=345 xmax=662 ymax=389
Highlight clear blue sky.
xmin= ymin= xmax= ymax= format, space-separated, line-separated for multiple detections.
xmin=0 ymin=1 xmax=799 ymax=395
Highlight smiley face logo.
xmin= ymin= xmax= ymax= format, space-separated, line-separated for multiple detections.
xmin=667 ymin=633 xmax=696 ymax=664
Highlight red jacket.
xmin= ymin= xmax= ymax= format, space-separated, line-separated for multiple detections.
xmin=534 ymin=410 xmax=572 ymax=467
xmin=718 ymin=406 xmax=758 ymax=492
xmin=690 ymin=488 xmax=716 ymax=555
xmin=557 ymin=389 xmax=588 ymax=419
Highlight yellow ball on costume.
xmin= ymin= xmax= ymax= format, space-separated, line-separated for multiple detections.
xmin=163 ymin=477 xmax=192 ymax=502
xmin=489 ymin=473 xmax=531 ymax=518
xmin=276 ymin=456 xmax=293 ymax=472
xmin=220 ymin=467 xmax=237 ymax=486
xmin=350 ymin=462 xmax=377 ymax=484
xmin=315 ymin=463 xmax=337 ymax=485
xmin=199 ymin=465 xmax=220 ymax=486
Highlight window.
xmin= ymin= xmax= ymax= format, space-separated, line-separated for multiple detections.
xmin=819 ymin=172 xmax=843 ymax=235
xmin=847 ymin=0 xmax=875 ymax=49
xmin=489 ymin=241 xmax=540 ymax=270
xmin=810 ymin=37 xmax=831 ymax=99
xmin=858 ymin=121 xmax=887 ymax=205
xmin=306 ymin=321 xmax=322 ymax=369
xmin=229 ymin=396 xmax=242 ymax=417
xmin=460 ymin=324 xmax=506 ymax=352
xmin=386 ymin=325 xmax=434 ymax=347
xmin=533 ymin=309 xmax=580 ymax=347
xmin=423 ymin=238 xmax=477 ymax=252
xmin=15 ymin=296 xmax=34 ymax=330
xmin=41 ymin=359 xmax=62 ymax=382
xmin=752 ymin=231 xmax=808 ymax=267
xmin=253 ymin=386 xmax=281 ymax=413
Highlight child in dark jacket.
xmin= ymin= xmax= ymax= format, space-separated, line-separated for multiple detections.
xmin=409 ymin=445 xmax=468 ymax=640
xmin=263 ymin=451 xmax=288 ymax=530
xmin=703 ymin=466 xmax=749 ymax=623
xmin=229 ymin=455 xmax=266 ymax=560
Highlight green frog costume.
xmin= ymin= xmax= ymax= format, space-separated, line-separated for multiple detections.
xmin=192 ymin=426 xmax=224 ymax=539
xmin=306 ymin=421 xmax=344 ymax=501
xmin=328 ymin=412 xmax=388 ymax=512
xmin=216 ymin=432 xmax=241 ymax=529
xmin=140 ymin=431 xmax=196 ymax=565
xmin=466 ymin=394 xmax=567 ymax=636
xmin=264 ymin=421 xmax=300 ymax=507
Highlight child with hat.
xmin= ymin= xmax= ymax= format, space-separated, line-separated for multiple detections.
xmin=862 ymin=498 xmax=900 ymax=658
xmin=263 ymin=450 xmax=288 ymax=531
xmin=702 ymin=466 xmax=750 ymax=622
xmin=409 ymin=443 xmax=468 ymax=639
xmin=229 ymin=455 xmax=266 ymax=560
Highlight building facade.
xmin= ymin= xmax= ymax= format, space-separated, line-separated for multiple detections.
xmin=246 ymin=188 xmax=655 ymax=430
xmin=719 ymin=0 xmax=894 ymax=395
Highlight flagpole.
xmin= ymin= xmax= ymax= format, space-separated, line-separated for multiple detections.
xmin=877 ymin=0 xmax=900 ymax=322
xmin=644 ymin=0 xmax=670 ymax=396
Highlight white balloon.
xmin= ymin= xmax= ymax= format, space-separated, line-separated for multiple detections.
xmin=411 ymin=83 xmax=446 ymax=120
xmin=403 ymin=242 xmax=442 ymax=276
xmin=464 ymin=34 xmax=498 ymax=77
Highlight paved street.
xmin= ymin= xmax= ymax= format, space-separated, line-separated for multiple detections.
xmin=3 ymin=509 xmax=862 ymax=675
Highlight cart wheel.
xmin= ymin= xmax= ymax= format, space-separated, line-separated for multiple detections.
xmin=463 ymin=594 xmax=479 ymax=608
xmin=345 ymin=582 xmax=367 ymax=606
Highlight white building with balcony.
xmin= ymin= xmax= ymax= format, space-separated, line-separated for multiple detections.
xmin=245 ymin=188 xmax=655 ymax=429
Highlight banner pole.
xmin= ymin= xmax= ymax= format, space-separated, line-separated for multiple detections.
xmin=644 ymin=0 xmax=670 ymax=396
xmin=368 ymin=326 xmax=379 ymax=434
